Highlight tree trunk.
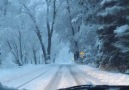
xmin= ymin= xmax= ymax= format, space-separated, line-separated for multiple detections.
xmin=74 ymin=51 xmax=79 ymax=60
xmin=36 ymin=31 xmax=47 ymax=64
xmin=33 ymin=54 xmax=37 ymax=65
xmin=16 ymin=59 xmax=22 ymax=66
xmin=74 ymin=41 xmax=79 ymax=63
xmin=66 ymin=0 xmax=80 ymax=63
xmin=18 ymin=30 xmax=23 ymax=65
xmin=22 ymin=4 xmax=47 ymax=64
xmin=45 ymin=0 xmax=57 ymax=64
xmin=46 ymin=33 xmax=52 ymax=63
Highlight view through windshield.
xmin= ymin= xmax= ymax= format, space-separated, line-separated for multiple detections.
xmin=0 ymin=0 xmax=129 ymax=90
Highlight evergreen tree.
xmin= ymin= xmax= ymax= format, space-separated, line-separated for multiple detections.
xmin=96 ymin=0 xmax=129 ymax=72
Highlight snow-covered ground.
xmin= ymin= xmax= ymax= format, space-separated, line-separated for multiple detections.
xmin=0 ymin=64 xmax=129 ymax=90
xmin=77 ymin=65 xmax=129 ymax=85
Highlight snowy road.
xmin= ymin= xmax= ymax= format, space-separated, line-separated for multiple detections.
xmin=0 ymin=64 xmax=129 ymax=90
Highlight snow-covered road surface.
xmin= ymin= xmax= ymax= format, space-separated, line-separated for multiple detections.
xmin=0 ymin=64 xmax=129 ymax=90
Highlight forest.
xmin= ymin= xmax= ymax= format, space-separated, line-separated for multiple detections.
xmin=0 ymin=0 xmax=129 ymax=73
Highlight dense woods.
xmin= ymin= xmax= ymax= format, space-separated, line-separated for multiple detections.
xmin=0 ymin=0 xmax=128 ymax=73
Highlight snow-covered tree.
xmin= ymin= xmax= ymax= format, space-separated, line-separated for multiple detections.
xmin=55 ymin=0 xmax=101 ymax=64
xmin=96 ymin=0 xmax=129 ymax=72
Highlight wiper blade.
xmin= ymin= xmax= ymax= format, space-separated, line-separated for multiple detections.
xmin=58 ymin=85 xmax=129 ymax=90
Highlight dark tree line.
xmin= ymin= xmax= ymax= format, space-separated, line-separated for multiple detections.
xmin=79 ymin=0 xmax=129 ymax=72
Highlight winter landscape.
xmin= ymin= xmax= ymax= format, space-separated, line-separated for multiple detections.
xmin=0 ymin=0 xmax=129 ymax=90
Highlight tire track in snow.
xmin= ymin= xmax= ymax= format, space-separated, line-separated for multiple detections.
xmin=16 ymin=66 xmax=52 ymax=89
xmin=44 ymin=65 xmax=63 ymax=90
xmin=68 ymin=65 xmax=85 ymax=85
xmin=75 ymin=66 xmax=107 ymax=85
xmin=57 ymin=65 xmax=77 ymax=89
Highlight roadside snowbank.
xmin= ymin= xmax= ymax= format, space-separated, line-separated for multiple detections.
xmin=0 ymin=82 xmax=18 ymax=90
xmin=78 ymin=65 xmax=129 ymax=85
xmin=0 ymin=64 xmax=47 ymax=86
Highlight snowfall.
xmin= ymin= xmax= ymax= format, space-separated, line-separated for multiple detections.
xmin=0 ymin=63 xmax=129 ymax=90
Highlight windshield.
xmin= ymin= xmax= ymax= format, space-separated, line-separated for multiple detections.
xmin=0 ymin=0 xmax=129 ymax=90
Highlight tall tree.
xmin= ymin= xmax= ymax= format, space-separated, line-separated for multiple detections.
xmin=20 ymin=2 xmax=47 ymax=63
xmin=4 ymin=30 xmax=25 ymax=66
xmin=45 ymin=0 xmax=61 ymax=63
xmin=65 ymin=0 xmax=80 ymax=63
xmin=96 ymin=0 xmax=129 ymax=72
